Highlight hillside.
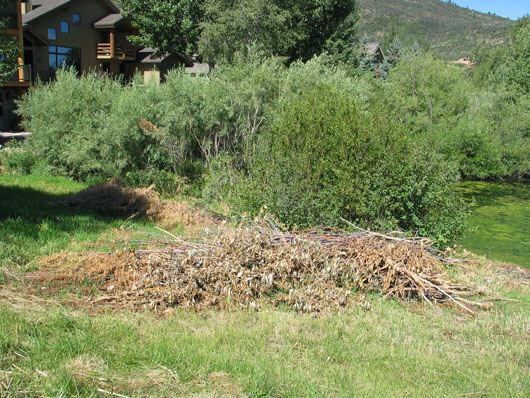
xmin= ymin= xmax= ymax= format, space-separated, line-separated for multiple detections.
xmin=358 ymin=0 xmax=515 ymax=59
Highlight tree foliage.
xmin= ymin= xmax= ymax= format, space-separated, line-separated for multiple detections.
xmin=121 ymin=0 xmax=203 ymax=57
xmin=507 ymin=16 xmax=530 ymax=93
xmin=122 ymin=0 xmax=358 ymax=64
xmin=198 ymin=0 xmax=297 ymax=64
xmin=0 ymin=0 xmax=20 ymax=83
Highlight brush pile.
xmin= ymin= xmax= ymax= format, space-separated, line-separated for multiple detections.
xmin=82 ymin=219 xmax=480 ymax=314
xmin=51 ymin=183 xmax=162 ymax=217
xmin=50 ymin=183 xmax=218 ymax=229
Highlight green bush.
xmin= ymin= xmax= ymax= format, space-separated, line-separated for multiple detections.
xmin=229 ymin=63 xmax=468 ymax=245
xmin=0 ymin=142 xmax=37 ymax=175
xmin=374 ymin=54 xmax=530 ymax=180
xmin=17 ymin=60 xmax=283 ymax=195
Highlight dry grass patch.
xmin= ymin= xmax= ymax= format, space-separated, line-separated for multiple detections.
xmin=50 ymin=183 xmax=221 ymax=231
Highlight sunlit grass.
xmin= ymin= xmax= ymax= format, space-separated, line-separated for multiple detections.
xmin=1 ymin=174 xmax=529 ymax=397
xmin=1 ymin=290 xmax=529 ymax=397
xmin=0 ymin=174 xmax=170 ymax=269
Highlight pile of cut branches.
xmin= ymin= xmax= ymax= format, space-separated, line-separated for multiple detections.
xmin=78 ymin=219 xmax=482 ymax=314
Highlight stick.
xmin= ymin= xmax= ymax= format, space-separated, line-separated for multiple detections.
xmin=97 ymin=388 xmax=131 ymax=398
xmin=415 ymin=275 xmax=475 ymax=315
xmin=13 ymin=351 xmax=27 ymax=360
xmin=340 ymin=218 xmax=429 ymax=244
xmin=155 ymin=226 xmax=181 ymax=242
xmin=11 ymin=364 xmax=28 ymax=374
xmin=36 ymin=369 xmax=48 ymax=378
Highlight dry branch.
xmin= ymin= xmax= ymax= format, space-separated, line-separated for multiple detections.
xmin=26 ymin=218 xmax=482 ymax=314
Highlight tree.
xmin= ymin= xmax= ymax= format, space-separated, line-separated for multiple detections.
xmin=286 ymin=0 xmax=358 ymax=63
xmin=198 ymin=0 xmax=297 ymax=64
xmin=324 ymin=9 xmax=359 ymax=66
xmin=0 ymin=0 xmax=21 ymax=83
xmin=385 ymin=38 xmax=403 ymax=68
xmin=198 ymin=0 xmax=358 ymax=64
xmin=121 ymin=0 xmax=204 ymax=58
xmin=507 ymin=16 xmax=530 ymax=93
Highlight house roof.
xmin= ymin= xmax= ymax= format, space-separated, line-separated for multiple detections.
xmin=23 ymin=25 xmax=49 ymax=45
xmin=365 ymin=42 xmax=382 ymax=56
xmin=93 ymin=13 xmax=125 ymax=28
xmin=138 ymin=48 xmax=171 ymax=64
xmin=23 ymin=0 xmax=119 ymax=25
xmin=138 ymin=48 xmax=192 ymax=67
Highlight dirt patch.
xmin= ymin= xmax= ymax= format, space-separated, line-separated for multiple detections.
xmin=51 ymin=183 xmax=220 ymax=230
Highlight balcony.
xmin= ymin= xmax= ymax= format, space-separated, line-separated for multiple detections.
xmin=97 ymin=43 xmax=136 ymax=61
xmin=3 ymin=64 xmax=32 ymax=86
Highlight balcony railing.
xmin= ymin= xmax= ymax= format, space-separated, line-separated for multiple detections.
xmin=97 ymin=43 xmax=136 ymax=61
xmin=4 ymin=65 xmax=32 ymax=84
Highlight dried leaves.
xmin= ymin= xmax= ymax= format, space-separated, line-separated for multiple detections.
xmin=80 ymin=220 xmax=479 ymax=314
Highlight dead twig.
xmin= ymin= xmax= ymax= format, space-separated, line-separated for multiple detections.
xmin=97 ymin=387 xmax=131 ymax=398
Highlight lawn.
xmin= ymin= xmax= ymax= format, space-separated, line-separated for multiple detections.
xmin=0 ymin=174 xmax=163 ymax=269
xmin=1 ymin=174 xmax=529 ymax=397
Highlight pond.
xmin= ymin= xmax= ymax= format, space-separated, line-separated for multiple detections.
xmin=456 ymin=181 xmax=530 ymax=268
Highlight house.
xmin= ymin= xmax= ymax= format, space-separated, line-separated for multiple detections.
xmin=364 ymin=42 xmax=385 ymax=64
xmin=136 ymin=47 xmax=194 ymax=84
xmin=1 ymin=0 xmax=31 ymax=131
xmin=21 ymin=0 xmax=141 ymax=81
xmin=1 ymin=0 xmax=204 ymax=130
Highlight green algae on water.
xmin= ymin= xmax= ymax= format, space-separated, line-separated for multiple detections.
xmin=456 ymin=181 xmax=530 ymax=268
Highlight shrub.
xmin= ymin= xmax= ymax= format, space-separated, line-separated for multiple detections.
xmin=374 ymin=54 xmax=530 ymax=180
xmin=0 ymin=142 xmax=37 ymax=174
xmin=229 ymin=65 xmax=468 ymax=245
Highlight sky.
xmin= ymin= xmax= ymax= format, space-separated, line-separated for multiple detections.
xmin=452 ymin=0 xmax=529 ymax=20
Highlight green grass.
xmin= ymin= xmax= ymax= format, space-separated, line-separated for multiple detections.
xmin=0 ymin=174 xmax=166 ymax=269
xmin=1 ymin=290 xmax=529 ymax=397
xmin=1 ymin=173 xmax=529 ymax=397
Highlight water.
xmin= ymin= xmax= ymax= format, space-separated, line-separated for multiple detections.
xmin=456 ymin=181 xmax=530 ymax=268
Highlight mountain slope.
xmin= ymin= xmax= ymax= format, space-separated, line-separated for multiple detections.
xmin=358 ymin=0 xmax=515 ymax=59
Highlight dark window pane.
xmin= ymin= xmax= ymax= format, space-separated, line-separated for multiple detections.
xmin=49 ymin=54 xmax=56 ymax=69
xmin=47 ymin=28 xmax=56 ymax=40
xmin=57 ymin=55 xmax=67 ymax=68
xmin=61 ymin=21 xmax=69 ymax=33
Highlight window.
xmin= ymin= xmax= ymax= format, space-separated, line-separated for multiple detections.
xmin=60 ymin=21 xmax=69 ymax=33
xmin=49 ymin=46 xmax=81 ymax=72
xmin=47 ymin=28 xmax=56 ymax=40
xmin=73 ymin=13 xmax=81 ymax=25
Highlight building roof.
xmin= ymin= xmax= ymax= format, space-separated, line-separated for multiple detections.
xmin=365 ymin=42 xmax=382 ymax=56
xmin=138 ymin=48 xmax=171 ymax=64
xmin=93 ymin=13 xmax=125 ymax=28
xmin=137 ymin=48 xmax=193 ymax=67
xmin=23 ymin=25 xmax=49 ymax=45
xmin=23 ymin=0 xmax=119 ymax=25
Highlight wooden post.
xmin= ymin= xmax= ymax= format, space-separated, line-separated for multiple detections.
xmin=16 ymin=0 xmax=24 ymax=82
xmin=110 ymin=30 xmax=115 ymax=58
